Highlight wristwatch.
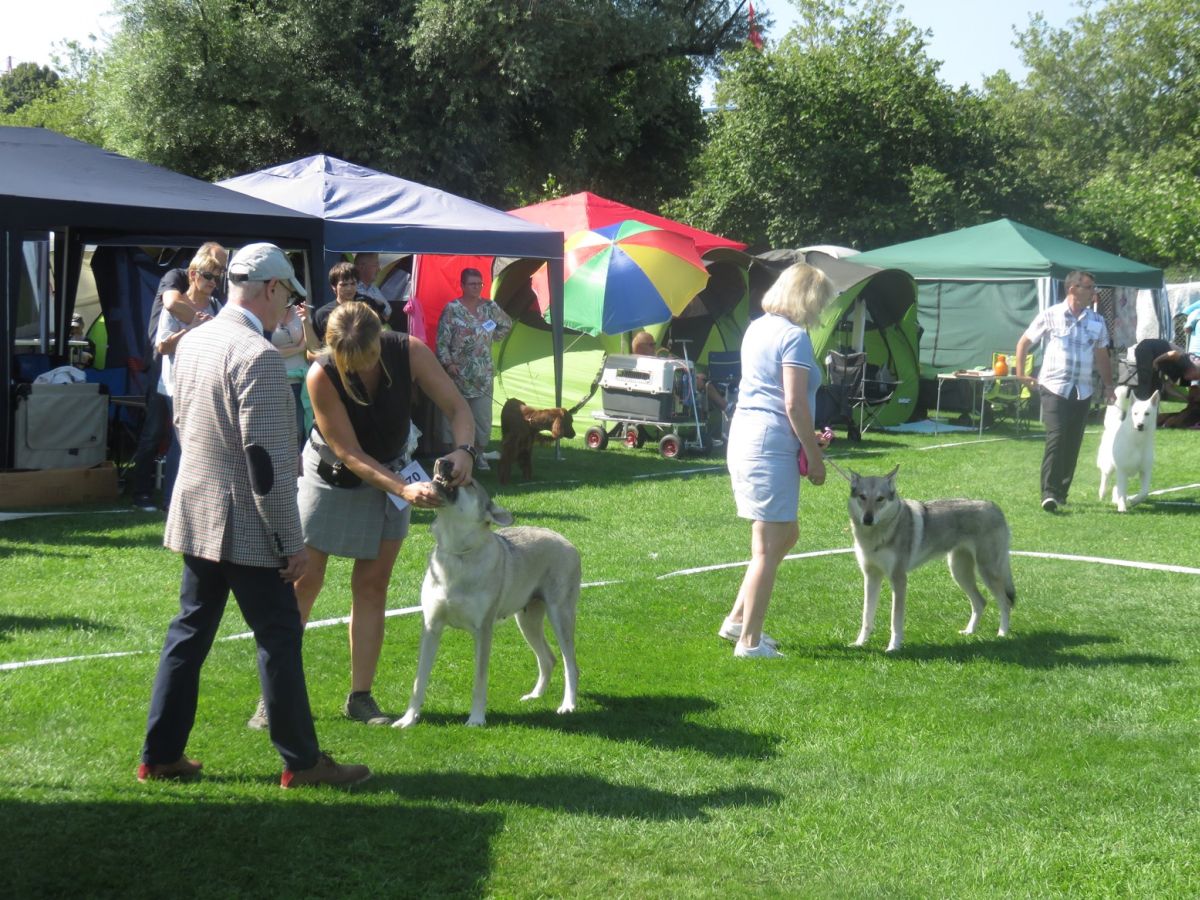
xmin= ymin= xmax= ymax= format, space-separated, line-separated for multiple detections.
xmin=456 ymin=444 xmax=478 ymax=462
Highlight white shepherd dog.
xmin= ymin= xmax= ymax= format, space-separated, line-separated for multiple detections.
xmin=1097 ymin=386 xmax=1159 ymax=512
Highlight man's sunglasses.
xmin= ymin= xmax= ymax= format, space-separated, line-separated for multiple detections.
xmin=198 ymin=270 xmax=224 ymax=283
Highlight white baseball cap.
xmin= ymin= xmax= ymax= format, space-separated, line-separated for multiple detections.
xmin=228 ymin=242 xmax=307 ymax=297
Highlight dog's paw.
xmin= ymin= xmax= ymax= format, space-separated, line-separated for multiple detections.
xmin=520 ymin=690 xmax=544 ymax=702
xmin=959 ymin=625 xmax=976 ymax=635
xmin=393 ymin=710 xmax=420 ymax=729
xmin=556 ymin=701 xmax=575 ymax=715
xmin=997 ymin=626 xmax=1010 ymax=637
xmin=850 ymin=635 xmax=868 ymax=648
xmin=465 ymin=714 xmax=487 ymax=727
xmin=884 ymin=642 xmax=902 ymax=653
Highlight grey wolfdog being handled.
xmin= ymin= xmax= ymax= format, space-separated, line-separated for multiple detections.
xmin=841 ymin=465 xmax=1016 ymax=652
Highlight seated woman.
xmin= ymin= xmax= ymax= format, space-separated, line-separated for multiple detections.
xmin=248 ymin=301 xmax=476 ymax=729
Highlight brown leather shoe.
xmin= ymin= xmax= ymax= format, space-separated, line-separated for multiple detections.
xmin=137 ymin=756 xmax=203 ymax=782
xmin=280 ymin=751 xmax=371 ymax=789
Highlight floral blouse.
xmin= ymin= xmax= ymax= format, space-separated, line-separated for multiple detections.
xmin=435 ymin=298 xmax=512 ymax=398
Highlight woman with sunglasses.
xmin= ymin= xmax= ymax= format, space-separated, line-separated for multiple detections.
xmin=153 ymin=246 xmax=224 ymax=510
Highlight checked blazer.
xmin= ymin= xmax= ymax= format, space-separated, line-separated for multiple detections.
xmin=164 ymin=305 xmax=304 ymax=566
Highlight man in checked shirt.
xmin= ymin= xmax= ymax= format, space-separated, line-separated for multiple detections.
xmin=1016 ymin=270 xmax=1115 ymax=513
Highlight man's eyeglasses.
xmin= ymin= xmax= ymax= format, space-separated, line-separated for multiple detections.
xmin=198 ymin=270 xmax=224 ymax=283
xmin=274 ymin=280 xmax=302 ymax=307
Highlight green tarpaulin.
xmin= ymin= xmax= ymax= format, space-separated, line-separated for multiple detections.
xmin=854 ymin=219 xmax=1164 ymax=375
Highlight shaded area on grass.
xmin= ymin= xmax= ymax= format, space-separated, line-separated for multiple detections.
xmin=0 ymin=797 xmax=499 ymax=898
xmin=817 ymin=631 xmax=1177 ymax=669
xmin=0 ymin=613 xmax=117 ymax=642
xmin=485 ymin=693 xmax=782 ymax=760
xmin=377 ymin=771 xmax=779 ymax=820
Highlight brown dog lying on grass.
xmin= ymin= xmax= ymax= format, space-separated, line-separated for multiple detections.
xmin=499 ymin=398 xmax=575 ymax=484
xmin=1159 ymin=385 xmax=1200 ymax=429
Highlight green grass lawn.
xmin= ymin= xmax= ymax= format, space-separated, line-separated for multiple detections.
xmin=2 ymin=417 xmax=1198 ymax=898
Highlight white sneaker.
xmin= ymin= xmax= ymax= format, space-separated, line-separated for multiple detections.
xmin=734 ymin=642 xmax=785 ymax=659
xmin=475 ymin=457 xmax=491 ymax=472
xmin=718 ymin=618 xmax=778 ymax=649
xmin=482 ymin=450 xmax=501 ymax=461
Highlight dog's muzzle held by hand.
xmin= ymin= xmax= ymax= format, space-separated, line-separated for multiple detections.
xmin=433 ymin=457 xmax=459 ymax=502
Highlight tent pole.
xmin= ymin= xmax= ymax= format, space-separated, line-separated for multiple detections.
xmin=549 ymin=256 xmax=565 ymax=461
xmin=852 ymin=298 xmax=866 ymax=352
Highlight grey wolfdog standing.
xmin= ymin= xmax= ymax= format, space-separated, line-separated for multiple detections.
xmin=845 ymin=466 xmax=1016 ymax=652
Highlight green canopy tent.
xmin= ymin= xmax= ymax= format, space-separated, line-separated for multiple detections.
xmin=853 ymin=219 xmax=1165 ymax=377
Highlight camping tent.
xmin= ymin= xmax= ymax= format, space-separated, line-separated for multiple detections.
xmin=0 ymin=127 xmax=323 ymax=469
xmin=217 ymin=155 xmax=568 ymax=404
xmin=853 ymin=219 xmax=1165 ymax=375
xmin=753 ymin=250 xmax=921 ymax=427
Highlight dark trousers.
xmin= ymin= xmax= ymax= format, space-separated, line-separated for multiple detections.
xmin=131 ymin=385 xmax=170 ymax=497
xmin=142 ymin=555 xmax=320 ymax=772
xmin=1040 ymin=387 xmax=1090 ymax=503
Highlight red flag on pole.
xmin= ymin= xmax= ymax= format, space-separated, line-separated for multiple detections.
xmin=748 ymin=3 xmax=764 ymax=50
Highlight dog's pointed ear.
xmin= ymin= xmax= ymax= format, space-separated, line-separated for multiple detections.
xmin=551 ymin=413 xmax=563 ymax=440
xmin=885 ymin=464 xmax=900 ymax=483
xmin=486 ymin=499 xmax=515 ymax=528
xmin=1149 ymin=389 xmax=1160 ymax=406
xmin=849 ymin=470 xmax=861 ymax=489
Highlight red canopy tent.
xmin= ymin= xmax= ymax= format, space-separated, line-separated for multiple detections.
xmin=408 ymin=192 xmax=746 ymax=345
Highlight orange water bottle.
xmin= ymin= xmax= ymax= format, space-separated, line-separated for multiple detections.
xmin=994 ymin=354 xmax=1009 ymax=376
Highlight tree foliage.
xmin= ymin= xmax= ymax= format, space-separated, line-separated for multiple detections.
xmin=667 ymin=0 xmax=1040 ymax=250
xmin=995 ymin=0 xmax=1200 ymax=269
xmin=0 ymin=45 xmax=106 ymax=145
xmin=97 ymin=0 xmax=750 ymax=208
xmin=0 ymin=63 xmax=61 ymax=114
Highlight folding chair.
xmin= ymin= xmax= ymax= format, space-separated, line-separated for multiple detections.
xmin=705 ymin=350 xmax=741 ymax=442
xmin=986 ymin=352 xmax=1035 ymax=429
xmin=822 ymin=350 xmax=897 ymax=440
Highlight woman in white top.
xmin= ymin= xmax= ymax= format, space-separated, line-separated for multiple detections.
xmin=271 ymin=301 xmax=319 ymax=452
xmin=154 ymin=247 xmax=223 ymax=509
xmin=720 ymin=263 xmax=837 ymax=659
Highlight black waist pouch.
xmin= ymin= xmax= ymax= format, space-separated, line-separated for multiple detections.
xmin=316 ymin=457 xmax=363 ymax=489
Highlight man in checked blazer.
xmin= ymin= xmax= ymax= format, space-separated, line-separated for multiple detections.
xmin=138 ymin=243 xmax=369 ymax=789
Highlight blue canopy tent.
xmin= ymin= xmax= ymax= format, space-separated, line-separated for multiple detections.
xmin=0 ymin=127 xmax=323 ymax=470
xmin=218 ymin=155 xmax=568 ymax=407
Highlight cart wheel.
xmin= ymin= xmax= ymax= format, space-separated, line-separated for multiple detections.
xmin=585 ymin=426 xmax=608 ymax=450
xmin=658 ymin=433 xmax=682 ymax=459
xmin=624 ymin=427 xmax=645 ymax=449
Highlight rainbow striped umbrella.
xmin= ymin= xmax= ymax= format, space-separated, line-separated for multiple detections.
xmin=560 ymin=220 xmax=709 ymax=336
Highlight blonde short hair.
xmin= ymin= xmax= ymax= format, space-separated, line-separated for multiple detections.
xmin=325 ymin=301 xmax=387 ymax=406
xmin=188 ymin=247 xmax=224 ymax=275
xmin=760 ymin=263 xmax=836 ymax=329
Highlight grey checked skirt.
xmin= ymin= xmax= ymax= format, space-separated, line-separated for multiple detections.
xmin=297 ymin=441 xmax=411 ymax=559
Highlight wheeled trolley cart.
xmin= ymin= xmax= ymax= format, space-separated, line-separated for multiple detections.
xmin=583 ymin=353 xmax=715 ymax=458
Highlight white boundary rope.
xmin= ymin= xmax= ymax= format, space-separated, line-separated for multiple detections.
xmin=5 ymin=549 xmax=1195 ymax=672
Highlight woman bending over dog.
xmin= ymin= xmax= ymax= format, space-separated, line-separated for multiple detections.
xmin=720 ymin=263 xmax=837 ymax=659
xmin=248 ymin=301 xmax=476 ymax=728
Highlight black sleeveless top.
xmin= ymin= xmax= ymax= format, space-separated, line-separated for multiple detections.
xmin=317 ymin=331 xmax=412 ymax=463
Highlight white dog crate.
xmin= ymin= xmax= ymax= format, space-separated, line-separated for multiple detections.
xmin=599 ymin=354 xmax=694 ymax=422
xmin=12 ymin=382 xmax=109 ymax=470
